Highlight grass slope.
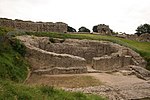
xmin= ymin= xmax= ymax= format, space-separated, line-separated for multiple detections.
xmin=0 ymin=27 xmax=28 ymax=82
xmin=25 ymin=32 xmax=150 ymax=70
xmin=0 ymin=27 xmax=106 ymax=100
xmin=0 ymin=80 xmax=105 ymax=100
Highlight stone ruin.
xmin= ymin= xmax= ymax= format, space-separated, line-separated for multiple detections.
xmin=0 ymin=18 xmax=67 ymax=33
xmin=97 ymin=24 xmax=112 ymax=35
xmin=16 ymin=35 xmax=147 ymax=75
xmin=138 ymin=33 xmax=150 ymax=42
xmin=116 ymin=33 xmax=150 ymax=42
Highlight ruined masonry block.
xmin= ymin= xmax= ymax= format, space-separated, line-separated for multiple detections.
xmin=0 ymin=18 xmax=67 ymax=33
xmin=92 ymin=56 xmax=132 ymax=71
xmin=26 ymin=45 xmax=87 ymax=72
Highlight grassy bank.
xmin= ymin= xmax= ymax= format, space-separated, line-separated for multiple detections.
xmin=0 ymin=27 xmax=28 ymax=82
xmin=0 ymin=27 xmax=106 ymax=100
xmin=0 ymin=80 xmax=105 ymax=100
xmin=25 ymin=32 xmax=150 ymax=70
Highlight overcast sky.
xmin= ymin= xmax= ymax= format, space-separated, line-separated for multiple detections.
xmin=0 ymin=0 xmax=150 ymax=34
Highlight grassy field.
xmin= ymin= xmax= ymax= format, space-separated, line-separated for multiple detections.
xmin=0 ymin=27 xmax=106 ymax=100
xmin=25 ymin=32 xmax=150 ymax=70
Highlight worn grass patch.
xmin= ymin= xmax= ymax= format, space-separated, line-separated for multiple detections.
xmin=26 ymin=74 xmax=103 ymax=88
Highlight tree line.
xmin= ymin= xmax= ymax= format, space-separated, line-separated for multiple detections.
xmin=67 ymin=23 xmax=150 ymax=36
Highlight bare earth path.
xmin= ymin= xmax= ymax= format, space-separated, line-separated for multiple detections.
xmin=26 ymin=72 xmax=150 ymax=100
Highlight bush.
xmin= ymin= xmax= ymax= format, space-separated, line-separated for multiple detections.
xmin=67 ymin=26 xmax=76 ymax=32
xmin=78 ymin=26 xmax=90 ymax=33
xmin=10 ymin=39 xmax=26 ymax=57
xmin=135 ymin=23 xmax=150 ymax=36
xmin=0 ymin=27 xmax=13 ymax=36
xmin=92 ymin=25 xmax=98 ymax=32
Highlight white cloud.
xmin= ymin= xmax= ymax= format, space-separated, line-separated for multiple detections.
xmin=0 ymin=0 xmax=150 ymax=33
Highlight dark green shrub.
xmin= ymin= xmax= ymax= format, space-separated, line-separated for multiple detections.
xmin=67 ymin=26 xmax=76 ymax=32
xmin=135 ymin=23 xmax=150 ymax=36
xmin=78 ymin=26 xmax=90 ymax=33
xmin=10 ymin=39 xmax=26 ymax=57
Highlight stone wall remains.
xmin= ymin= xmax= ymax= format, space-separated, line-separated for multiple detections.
xmin=0 ymin=18 xmax=67 ymax=33
xmin=92 ymin=55 xmax=132 ymax=71
xmin=25 ymin=45 xmax=86 ymax=71
xmin=115 ymin=33 xmax=150 ymax=42
xmin=97 ymin=24 xmax=112 ymax=35
xmin=17 ymin=35 xmax=147 ymax=74
xmin=33 ymin=38 xmax=118 ymax=64
xmin=33 ymin=67 xmax=87 ymax=75
xmin=138 ymin=33 xmax=150 ymax=42
xmin=16 ymin=35 xmax=87 ymax=74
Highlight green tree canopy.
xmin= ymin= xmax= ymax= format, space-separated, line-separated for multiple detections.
xmin=135 ymin=23 xmax=150 ymax=36
xmin=67 ymin=26 xmax=76 ymax=32
xmin=78 ymin=26 xmax=90 ymax=33
xmin=92 ymin=25 xmax=98 ymax=32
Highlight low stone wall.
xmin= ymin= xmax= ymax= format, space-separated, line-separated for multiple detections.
xmin=18 ymin=36 xmax=118 ymax=64
xmin=16 ymin=35 xmax=87 ymax=74
xmin=0 ymin=18 xmax=67 ymax=33
xmin=110 ymin=43 xmax=147 ymax=68
xmin=25 ymin=45 xmax=86 ymax=71
xmin=115 ymin=33 xmax=150 ymax=42
xmin=97 ymin=24 xmax=112 ymax=35
xmin=17 ymin=35 xmax=147 ymax=74
xmin=138 ymin=33 xmax=150 ymax=42
xmin=92 ymin=55 xmax=132 ymax=71
xmin=33 ymin=67 xmax=87 ymax=75
xmin=38 ymin=39 xmax=118 ymax=64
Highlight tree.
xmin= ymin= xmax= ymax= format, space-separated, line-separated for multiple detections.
xmin=67 ymin=26 xmax=76 ymax=32
xmin=135 ymin=23 xmax=150 ymax=36
xmin=92 ymin=25 xmax=98 ymax=32
xmin=78 ymin=26 xmax=90 ymax=33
